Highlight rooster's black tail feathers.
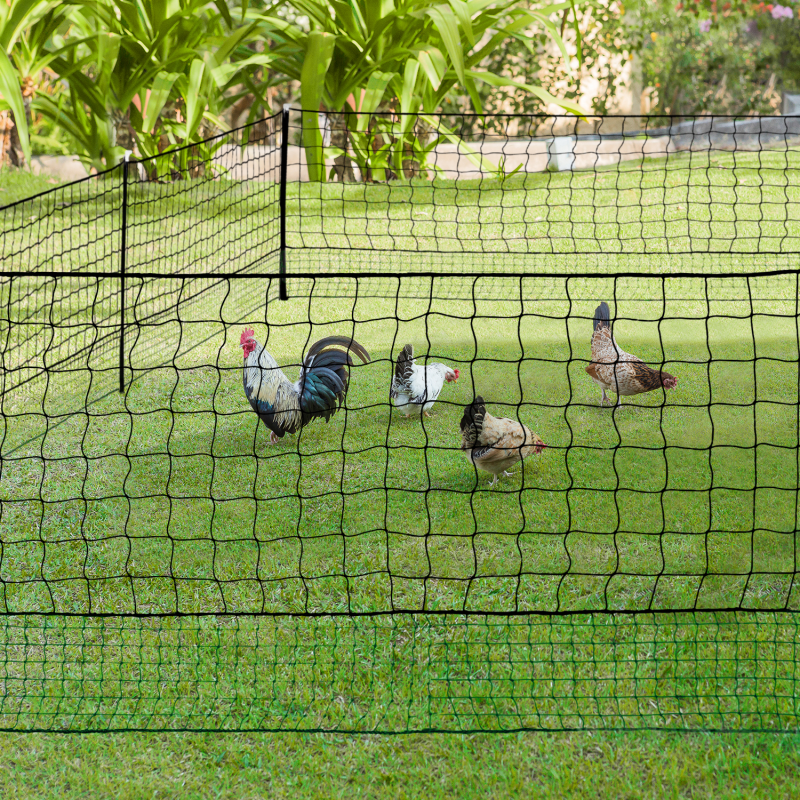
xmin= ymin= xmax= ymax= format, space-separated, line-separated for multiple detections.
xmin=298 ymin=336 xmax=371 ymax=424
xmin=304 ymin=336 xmax=371 ymax=367
xmin=593 ymin=301 xmax=611 ymax=332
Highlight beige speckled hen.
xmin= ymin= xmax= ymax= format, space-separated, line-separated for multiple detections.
xmin=460 ymin=396 xmax=545 ymax=487
xmin=586 ymin=302 xmax=678 ymax=407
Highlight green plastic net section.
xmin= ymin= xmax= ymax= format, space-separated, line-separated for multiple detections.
xmin=2 ymin=612 xmax=798 ymax=732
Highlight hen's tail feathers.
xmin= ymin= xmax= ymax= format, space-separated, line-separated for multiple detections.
xmin=593 ymin=301 xmax=611 ymax=332
xmin=460 ymin=396 xmax=487 ymax=448
xmin=304 ymin=336 xmax=371 ymax=366
xmin=395 ymin=343 xmax=413 ymax=369
xmin=393 ymin=344 xmax=414 ymax=385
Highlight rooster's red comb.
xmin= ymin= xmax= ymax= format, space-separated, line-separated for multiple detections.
xmin=240 ymin=328 xmax=255 ymax=345
xmin=454 ymin=368 xmax=460 ymax=379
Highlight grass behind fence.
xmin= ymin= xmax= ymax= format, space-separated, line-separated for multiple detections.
xmin=2 ymin=146 xmax=800 ymax=275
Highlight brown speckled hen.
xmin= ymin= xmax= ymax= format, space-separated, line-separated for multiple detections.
xmin=586 ymin=302 xmax=678 ymax=407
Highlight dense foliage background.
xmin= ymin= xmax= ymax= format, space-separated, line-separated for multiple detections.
xmin=638 ymin=0 xmax=800 ymax=116
xmin=0 ymin=0 xmax=798 ymax=176
xmin=0 ymin=0 xmax=584 ymax=174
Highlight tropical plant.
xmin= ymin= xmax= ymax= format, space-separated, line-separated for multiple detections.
xmin=35 ymin=0 xmax=273 ymax=172
xmin=258 ymin=0 xmax=589 ymax=182
xmin=0 ymin=0 xmax=77 ymax=167
xmin=440 ymin=0 xmax=634 ymax=135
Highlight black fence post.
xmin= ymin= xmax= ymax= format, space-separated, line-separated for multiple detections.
xmin=119 ymin=152 xmax=130 ymax=393
xmin=279 ymin=104 xmax=289 ymax=301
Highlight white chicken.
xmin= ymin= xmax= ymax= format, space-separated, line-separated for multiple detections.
xmin=390 ymin=344 xmax=459 ymax=418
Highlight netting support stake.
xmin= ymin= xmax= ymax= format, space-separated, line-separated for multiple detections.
xmin=279 ymin=104 xmax=289 ymax=301
xmin=119 ymin=150 xmax=131 ymax=393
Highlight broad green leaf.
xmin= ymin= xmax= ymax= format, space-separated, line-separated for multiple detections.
xmin=400 ymin=60 xmax=420 ymax=117
xmin=414 ymin=46 xmax=446 ymax=91
xmin=325 ymin=1 xmax=362 ymax=39
xmin=300 ymin=29 xmax=336 ymax=182
xmin=94 ymin=32 xmax=121 ymax=97
xmin=323 ymin=145 xmax=346 ymax=160
xmin=211 ymin=53 xmax=277 ymax=87
xmin=212 ymin=0 xmax=235 ymax=28
xmin=446 ymin=0 xmax=474 ymax=47
xmin=472 ymin=70 xmax=588 ymax=117
xmin=364 ymin=0 xmax=395 ymax=43
xmin=462 ymin=72 xmax=483 ymax=115
xmin=360 ymin=70 xmax=393 ymax=117
xmin=183 ymin=59 xmax=207 ymax=137
xmin=426 ymin=5 xmax=466 ymax=88
xmin=211 ymin=20 xmax=262 ymax=78
xmin=0 ymin=48 xmax=30 ymax=164
xmin=142 ymin=71 xmax=179 ymax=132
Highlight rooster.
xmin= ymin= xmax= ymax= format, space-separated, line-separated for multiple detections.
xmin=240 ymin=328 xmax=371 ymax=443
xmin=460 ymin=396 xmax=545 ymax=486
xmin=390 ymin=343 xmax=459 ymax=418
xmin=586 ymin=302 xmax=678 ymax=407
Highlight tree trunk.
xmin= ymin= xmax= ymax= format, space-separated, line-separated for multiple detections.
xmin=112 ymin=109 xmax=136 ymax=151
xmin=402 ymin=158 xmax=422 ymax=179
xmin=328 ymin=112 xmax=356 ymax=182
xmin=401 ymin=117 xmax=430 ymax=180
xmin=0 ymin=111 xmax=12 ymax=168
xmin=0 ymin=111 xmax=25 ymax=169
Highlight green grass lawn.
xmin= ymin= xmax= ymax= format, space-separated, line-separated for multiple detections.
xmin=2 ymin=274 xmax=797 ymax=617
xmin=0 ymin=272 xmax=797 ymax=737
xmin=0 ymin=727 xmax=798 ymax=799
xmin=1 ymin=153 xmax=800 ymax=792
xmin=2 ymin=728 xmax=800 ymax=799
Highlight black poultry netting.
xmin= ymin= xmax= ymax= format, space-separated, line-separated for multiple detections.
xmin=0 ymin=111 xmax=799 ymax=732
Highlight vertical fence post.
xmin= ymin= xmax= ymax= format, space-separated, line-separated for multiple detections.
xmin=119 ymin=150 xmax=131 ymax=393
xmin=279 ymin=104 xmax=290 ymax=301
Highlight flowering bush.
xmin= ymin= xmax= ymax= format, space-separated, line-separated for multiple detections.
xmin=769 ymin=4 xmax=793 ymax=18
xmin=636 ymin=0 xmax=800 ymax=115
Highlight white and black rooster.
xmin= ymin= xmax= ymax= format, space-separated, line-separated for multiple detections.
xmin=389 ymin=343 xmax=459 ymax=418
xmin=241 ymin=328 xmax=371 ymax=443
